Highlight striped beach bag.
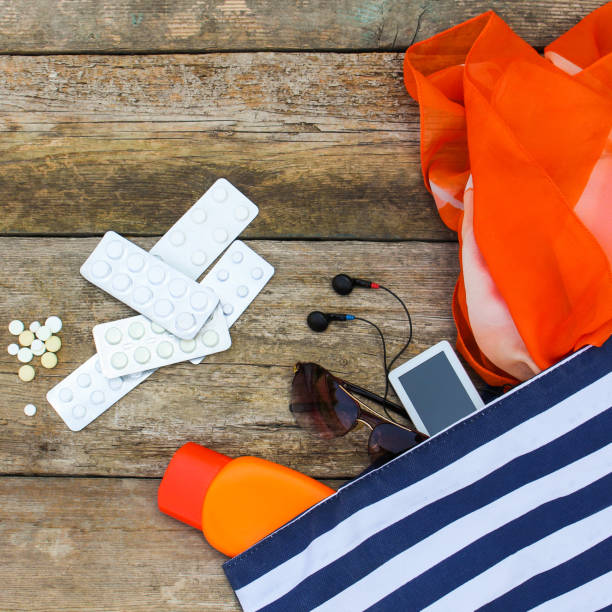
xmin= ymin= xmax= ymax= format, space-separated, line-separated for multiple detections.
xmin=224 ymin=338 xmax=612 ymax=611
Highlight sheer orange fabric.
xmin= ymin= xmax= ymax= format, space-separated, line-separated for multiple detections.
xmin=404 ymin=4 xmax=612 ymax=385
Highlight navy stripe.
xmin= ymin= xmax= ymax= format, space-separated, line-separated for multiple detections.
xmin=369 ymin=475 xmax=612 ymax=611
xmin=478 ymin=536 xmax=612 ymax=611
xmin=224 ymin=341 xmax=611 ymax=591
xmin=260 ymin=413 xmax=611 ymax=612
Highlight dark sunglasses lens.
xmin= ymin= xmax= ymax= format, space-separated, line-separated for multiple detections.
xmin=368 ymin=423 xmax=423 ymax=461
xmin=290 ymin=363 xmax=359 ymax=439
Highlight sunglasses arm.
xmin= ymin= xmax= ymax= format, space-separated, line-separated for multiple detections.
xmin=343 ymin=381 xmax=405 ymax=417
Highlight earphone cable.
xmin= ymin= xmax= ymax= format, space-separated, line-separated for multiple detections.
xmin=378 ymin=284 xmax=413 ymax=372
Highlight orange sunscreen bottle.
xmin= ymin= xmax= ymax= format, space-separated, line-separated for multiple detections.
xmin=158 ymin=442 xmax=335 ymax=557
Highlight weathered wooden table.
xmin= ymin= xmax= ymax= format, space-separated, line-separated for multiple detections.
xmin=0 ymin=2 xmax=599 ymax=609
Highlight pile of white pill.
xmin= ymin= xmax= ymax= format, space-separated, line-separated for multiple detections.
xmin=7 ymin=316 xmax=63 ymax=383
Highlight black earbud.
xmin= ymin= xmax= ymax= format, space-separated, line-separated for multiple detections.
xmin=307 ymin=311 xmax=356 ymax=332
xmin=332 ymin=273 xmax=379 ymax=296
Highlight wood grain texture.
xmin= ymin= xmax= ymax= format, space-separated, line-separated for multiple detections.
xmin=0 ymin=238 xmax=459 ymax=478
xmin=0 ymin=52 xmax=456 ymax=241
xmin=0 ymin=0 xmax=601 ymax=53
xmin=0 ymin=476 xmax=340 ymax=610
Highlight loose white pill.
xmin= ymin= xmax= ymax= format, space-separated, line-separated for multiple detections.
xmin=29 ymin=321 xmax=42 ymax=332
xmin=35 ymin=325 xmax=51 ymax=341
xmin=18 ymin=365 xmax=35 ymax=382
xmin=8 ymin=343 xmax=19 ymax=355
xmin=8 ymin=320 xmax=24 ymax=335
xmin=45 ymin=316 xmax=62 ymax=333
xmin=41 ymin=352 xmax=58 ymax=368
xmin=17 ymin=348 xmax=33 ymax=363
xmin=24 ymin=404 xmax=37 ymax=417
xmin=31 ymin=339 xmax=45 ymax=355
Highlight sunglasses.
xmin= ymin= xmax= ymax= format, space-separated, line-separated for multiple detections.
xmin=290 ymin=362 xmax=427 ymax=461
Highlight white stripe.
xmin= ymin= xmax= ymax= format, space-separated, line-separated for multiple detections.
xmin=314 ymin=446 xmax=611 ymax=612
xmin=235 ymin=373 xmax=612 ymax=611
xmin=529 ymin=572 xmax=612 ymax=612
xmin=429 ymin=180 xmax=464 ymax=210
xmin=425 ymin=507 xmax=612 ymax=612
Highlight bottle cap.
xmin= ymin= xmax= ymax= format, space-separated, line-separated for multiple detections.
xmin=158 ymin=442 xmax=232 ymax=530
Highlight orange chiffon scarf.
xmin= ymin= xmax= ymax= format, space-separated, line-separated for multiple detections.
xmin=404 ymin=3 xmax=612 ymax=385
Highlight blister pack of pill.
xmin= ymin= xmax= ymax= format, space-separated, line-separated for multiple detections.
xmin=80 ymin=231 xmax=219 ymax=340
xmin=47 ymin=355 xmax=155 ymax=431
xmin=93 ymin=304 xmax=230 ymax=378
xmin=191 ymin=240 xmax=274 ymax=364
xmin=150 ymin=178 xmax=258 ymax=280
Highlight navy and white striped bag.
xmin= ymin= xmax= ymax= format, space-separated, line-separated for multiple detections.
xmin=224 ymin=338 xmax=612 ymax=611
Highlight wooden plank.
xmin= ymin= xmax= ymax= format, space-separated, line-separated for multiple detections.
xmin=0 ymin=237 xmax=459 ymax=478
xmin=0 ymin=476 xmax=340 ymax=610
xmin=0 ymin=0 xmax=600 ymax=53
xmin=0 ymin=52 xmax=454 ymax=241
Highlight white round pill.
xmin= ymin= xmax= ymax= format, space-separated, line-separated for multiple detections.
xmin=179 ymin=339 xmax=196 ymax=353
xmin=212 ymin=186 xmax=227 ymax=202
xmin=168 ymin=279 xmax=187 ymax=298
xmin=231 ymin=251 xmax=244 ymax=264
xmin=202 ymin=330 xmax=219 ymax=347
xmin=151 ymin=322 xmax=165 ymax=334
xmin=90 ymin=390 xmax=105 ymax=405
xmin=154 ymin=299 xmax=174 ymax=318
xmin=59 ymin=388 xmax=73 ymax=403
xmin=111 ymin=352 xmax=128 ymax=369
xmin=216 ymin=269 xmax=229 ymax=282
xmin=24 ymin=404 xmax=36 ymax=417
xmin=134 ymin=347 xmax=151 ymax=364
xmin=213 ymin=228 xmax=228 ymax=243
xmin=41 ymin=352 xmax=58 ymax=369
xmin=176 ymin=312 xmax=195 ymax=331
xmin=77 ymin=373 xmax=91 ymax=388
xmin=170 ymin=230 xmax=186 ymax=246
xmin=18 ymin=365 xmax=35 ymax=382
xmin=31 ymin=339 xmax=45 ymax=355
xmin=127 ymin=253 xmax=145 ymax=272
xmin=156 ymin=341 xmax=173 ymax=359
xmin=92 ymin=260 xmax=111 ymax=279
xmin=133 ymin=286 xmax=153 ymax=305
xmin=191 ymin=208 xmax=207 ymax=224
xmin=190 ymin=292 xmax=209 ymax=311
xmin=35 ymin=325 xmax=51 ymax=341
xmin=45 ymin=316 xmax=62 ymax=333
xmin=128 ymin=322 xmax=145 ymax=340
xmin=29 ymin=321 xmax=42 ymax=332
xmin=112 ymin=273 xmax=132 ymax=292
xmin=191 ymin=250 xmax=207 ymax=266
xmin=106 ymin=240 xmax=124 ymax=259
xmin=72 ymin=405 xmax=87 ymax=419
xmin=17 ymin=348 xmax=33 ymax=363
xmin=9 ymin=320 xmax=24 ymax=335
xmin=222 ymin=303 xmax=234 ymax=316
xmin=19 ymin=330 xmax=35 ymax=346
xmin=234 ymin=205 xmax=249 ymax=221
xmin=108 ymin=377 xmax=123 ymax=390
xmin=236 ymin=285 xmax=249 ymax=298
xmin=251 ymin=267 xmax=263 ymax=280
xmin=105 ymin=327 xmax=122 ymax=345
xmin=7 ymin=343 xmax=19 ymax=356
xmin=147 ymin=266 xmax=166 ymax=285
